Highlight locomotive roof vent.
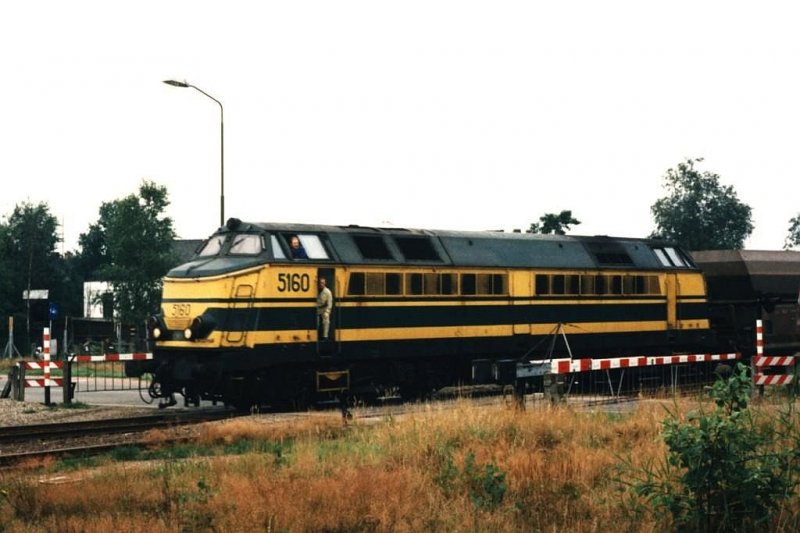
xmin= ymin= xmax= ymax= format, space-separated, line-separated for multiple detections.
xmin=353 ymin=235 xmax=394 ymax=260
xmin=585 ymin=241 xmax=633 ymax=266
xmin=395 ymin=236 xmax=440 ymax=261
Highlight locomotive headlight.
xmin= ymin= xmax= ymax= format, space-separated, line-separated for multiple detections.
xmin=147 ymin=315 xmax=166 ymax=340
xmin=184 ymin=315 xmax=216 ymax=341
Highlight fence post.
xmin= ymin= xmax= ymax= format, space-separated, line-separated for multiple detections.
xmin=16 ymin=363 xmax=25 ymax=401
xmin=62 ymin=355 xmax=72 ymax=405
xmin=2 ymin=365 xmax=16 ymax=398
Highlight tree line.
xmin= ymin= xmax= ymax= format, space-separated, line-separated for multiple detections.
xmin=1 ymin=158 xmax=798 ymax=356
xmin=530 ymin=157 xmax=800 ymax=251
xmin=0 ymin=181 xmax=175 ymax=355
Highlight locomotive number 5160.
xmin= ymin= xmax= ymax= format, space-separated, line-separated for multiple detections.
xmin=277 ymin=272 xmax=310 ymax=293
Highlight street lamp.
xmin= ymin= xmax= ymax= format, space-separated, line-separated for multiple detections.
xmin=163 ymin=80 xmax=225 ymax=227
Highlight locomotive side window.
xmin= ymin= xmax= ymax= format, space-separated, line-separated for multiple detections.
xmin=610 ymin=275 xmax=623 ymax=295
xmin=566 ymin=275 xmax=580 ymax=295
xmin=653 ymin=247 xmax=688 ymax=268
xmin=345 ymin=272 xmax=405 ymax=295
xmin=664 ymin=247 xmax=687 ymax=267
xmin=301 ymin=235 xmax=329 ymax=260
xmin=653 ymin=248 xmax=670 ymax=266
xmin=198 ymin=235 xmax=226 ymax=257
xmin=474 ymin=273 xmax=506 ymax=295
xmin=283 ymin=234 xmax=329 ymax=260
xmin=535 ymin=274 xmax=549 ymax=295
xmin=462 ymin=274 xmax=476 ymax=295
xmin=366 ymin=272 xmax=385 ymax=295
xmin=348 ymin=270 xmax=501 ymax=296
xmin=229 ymin=234 xmax=264 ymax=255
xmin=407 ymin=273 xmax=423 ymax=295
xmin=623 ymin=275 xmax=636 ymax=295
xmin=271 ymin=235 xmax=287 ymax=259
xmin=552 ymin=275 xmax=566 ymax=295
xmin=647 ymin=275 xmax=661 ymax=294
xmin=595 ymin=275 xmax=607 ymax=295
xmin=423 ymin=273 xmax=440 ymax=295
xmin=441 ymin=273 xmax=458 ymax=295
xmin=348 ymin=272 xmax=365 ymax=295
xmin=580 ymin=275 xmax=595 ymax=295
xmin=492 ymin=274 xmax=506 ymax=295
xmin=539 ymin=273 xmax=658 ymax=297
xmin=476 ymin=274 xmax=493 ymax=295
xmin=386 ymin=273 xmax=403 ymax=295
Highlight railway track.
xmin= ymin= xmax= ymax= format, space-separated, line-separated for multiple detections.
xmin=0 ymin=385 xmax=669 ymax=468
xmin=0 ymin=408 xmax=241 ymax=466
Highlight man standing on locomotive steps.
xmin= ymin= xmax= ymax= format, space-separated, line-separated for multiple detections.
xmin=317 ymin=276 xmax=333 ymax=340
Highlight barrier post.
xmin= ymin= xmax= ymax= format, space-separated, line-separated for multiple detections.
xmin=43 ymin=327 xmax=51 ymax=406
xmin=755 ymin=320 xmax=764 ymax=397
xmin=753 ymin=319 xmax=797 ymax=391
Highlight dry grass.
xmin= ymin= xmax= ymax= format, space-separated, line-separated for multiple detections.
xmin=1 ymin=397 xmax=797 ymax=532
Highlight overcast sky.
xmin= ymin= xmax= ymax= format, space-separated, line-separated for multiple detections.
xmin=1 ymin=1 xmax=798 ymax=252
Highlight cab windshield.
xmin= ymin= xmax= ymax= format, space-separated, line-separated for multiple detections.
xmin=197 ymin=235 xmax=226 ymax=257
xmin=196 ymin=233 xmax=265 ymax=257
xmin=229 ymin=234 xmax=264 ymax=255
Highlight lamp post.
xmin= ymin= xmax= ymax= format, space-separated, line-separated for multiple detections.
xmin=163 ymin=80 xmax=225 ymax=227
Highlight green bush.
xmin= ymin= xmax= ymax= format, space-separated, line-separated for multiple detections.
xmin=631 ymin=363 xmax=799 ymax=532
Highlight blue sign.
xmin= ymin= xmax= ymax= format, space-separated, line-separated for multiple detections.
xmin=48 ymin=302 xmax=59 ymax=321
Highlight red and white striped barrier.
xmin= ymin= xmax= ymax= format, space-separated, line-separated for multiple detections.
xmin=72 ymin=352 xmax=153 ymax=363
xmin=23 ymin=328 xmax=64 ymax=388
xmin=21 ymin=353 xmax=153 ymax=389
xmin=21 ymin=360 xmax=65 ymax=388
xmin=550 ymin=352 xmax=740 ymax=375
xmin=20 ymin=328 xmax=153 ymax=390
xmin=752 ymin=319 xmax=797 ymax=386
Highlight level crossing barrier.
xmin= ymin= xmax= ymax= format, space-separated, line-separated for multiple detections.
xmin=3 ymin=327 xmax=153 ymax=404
xmin=753 ymin=319 xmax=797 ymax=389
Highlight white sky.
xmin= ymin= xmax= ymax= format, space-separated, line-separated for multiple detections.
xmin=1 ymin=1 xmax=798 ymax=253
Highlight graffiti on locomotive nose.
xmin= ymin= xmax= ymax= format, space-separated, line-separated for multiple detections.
xmin=171 ymin=304 xmax=192 ymax=317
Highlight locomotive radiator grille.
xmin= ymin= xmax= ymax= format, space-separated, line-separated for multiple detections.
xmin=165 ymin=317 xmax=192 ymax=330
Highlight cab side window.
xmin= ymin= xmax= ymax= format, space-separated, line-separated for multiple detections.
xmin=282 ymin=234 xmax=330 ymax=260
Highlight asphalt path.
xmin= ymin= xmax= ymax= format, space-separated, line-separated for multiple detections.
xmin=0 ymin=374 xmax=221 ymax=409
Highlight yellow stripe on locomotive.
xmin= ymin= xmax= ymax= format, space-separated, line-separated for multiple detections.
xmin=153 ymin=261 xmax=710 ymax=349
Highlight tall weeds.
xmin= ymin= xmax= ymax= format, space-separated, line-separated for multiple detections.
xmin=1 ymin=396 xmax=797 ymax=532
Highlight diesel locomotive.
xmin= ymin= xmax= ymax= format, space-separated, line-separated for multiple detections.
xmin=126 ymin=218 xmax=799 ymax=409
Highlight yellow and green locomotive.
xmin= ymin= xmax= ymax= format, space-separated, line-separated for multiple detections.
xmin=130 ymin=218 xmax=714 ymax=408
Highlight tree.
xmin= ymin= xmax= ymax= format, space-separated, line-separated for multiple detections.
xmin=0 ymin=203 xmax=63 ymax=348
xmin=650 ymin=158 xmax=753 ymax=251
xmin=78 ymin=181 xmax=176 ymax=326
xmin=785 ymin=214 xmax=800 ymax=250
xmin=528 ymin=210 xmax=581 ymax=235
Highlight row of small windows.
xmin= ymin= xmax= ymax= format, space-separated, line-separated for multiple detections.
xmin=346 ymin=272 xmax=662 ymax=297
xmin=535 ymin=274 xmax=661 ymax=296
xmin=347 ymin=273 xmax=506 ymax=296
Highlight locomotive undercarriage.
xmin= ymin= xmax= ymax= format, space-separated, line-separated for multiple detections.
xmin=136 ymin=353 xmax=459 ymax=412
xmin=132 ymin=325 xmax=721 ymax=411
